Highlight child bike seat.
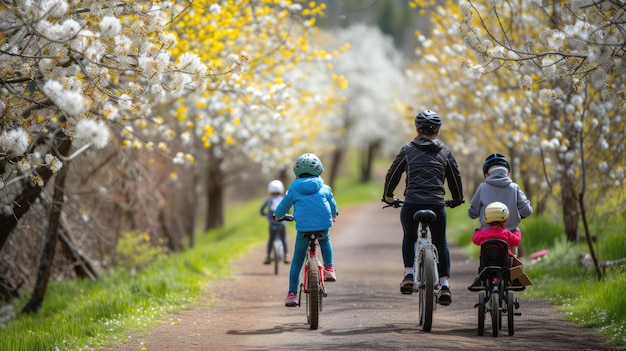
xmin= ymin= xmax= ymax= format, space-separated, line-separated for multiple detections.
xmin=480 ymin=239 xmax=510 ymax=270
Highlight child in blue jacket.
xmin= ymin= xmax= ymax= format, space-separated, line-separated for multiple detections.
xmin=273 ymin=153 xmax=338 ymax=307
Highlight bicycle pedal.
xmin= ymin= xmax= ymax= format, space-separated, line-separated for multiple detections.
xmin=515 ymin=312 xmax=522 ymax=316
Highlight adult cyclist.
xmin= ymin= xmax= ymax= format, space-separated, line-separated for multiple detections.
xmin=383 ymin=109 xmax=464 ymax=306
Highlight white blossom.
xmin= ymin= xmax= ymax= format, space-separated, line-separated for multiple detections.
xmin=209 ymin=4 xmax=221 ymax=15
xmin=539 ymin=89 xmax=558 ymax=102
xmin=0 ymin=128 xmax=30 ymax=155
xmin=519 ymin=75 xmax=532 ymax=91
xmin=75 ymin=119 xmax=110 ymax=149
xmin=43 ymin=80 xmax=89 ymax=116
xmin=45 ymin=154 xmax=63 ymax=172
xmin=17 ymin=158 xmax=31 ymax=173
xmin=99 ymin=16 xmax=122 ymax=38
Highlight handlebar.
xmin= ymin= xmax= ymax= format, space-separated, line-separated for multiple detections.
xmin=275 ymin=214 xmax=294 ymax=222
xmin=382 ymin=198 xmax=465 ymax=209
xmin=445 ymin=199 xmax=465 ymax=208
xmin=382 ymin=198 xmax=404 ymax=209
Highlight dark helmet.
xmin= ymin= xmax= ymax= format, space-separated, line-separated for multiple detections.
xmin=414 ymin=110 xmax=442 ymax=134
xmin=482 ymin=153 xmax=511 ymax=175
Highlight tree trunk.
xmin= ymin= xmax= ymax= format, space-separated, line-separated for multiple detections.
xmin=21 ymin=139 xmax=71 ymax=314
xmin=328 ymin=148 xmax=344 ymax=190
xmin=59 ymin=230 xmax=98 ymax=281
xmin=183 ymin=168 xmax=199 ymax=248
xmin=561 ymin=167 xmax=579 ymax=242
xmin=204 ymin=149 xmax=224 ymax=230
xmin=59 ymin=214 xmax=98 ymax=280
xmin=359 ymin=141 xmax=380 ymax=183
xmin=0 ymin=128 xmax=68 ymax=251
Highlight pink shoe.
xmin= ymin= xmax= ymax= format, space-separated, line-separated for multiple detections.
xmin=324 ymin=267 xmax=337 ymax=282
xmin=284 ymin=292 xmax=298 ymax=307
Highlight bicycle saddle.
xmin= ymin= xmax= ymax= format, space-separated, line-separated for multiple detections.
xmin=413 ymin=209 xmax=437 ymax=222
xmin=302 ymin=232 xmax=324 ymax=240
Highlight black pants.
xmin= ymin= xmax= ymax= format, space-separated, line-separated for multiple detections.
xmin=400 ymin=203 xmax=450 ymax=278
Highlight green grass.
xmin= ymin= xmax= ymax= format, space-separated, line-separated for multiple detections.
xmin=0 ymin=199 xmax=270 ymax=351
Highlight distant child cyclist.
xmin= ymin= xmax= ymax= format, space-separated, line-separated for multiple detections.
xmin=260 ymin=180 xmax=290 ymax=265
xmin=273 ymin=153 xmax=339 ymax=307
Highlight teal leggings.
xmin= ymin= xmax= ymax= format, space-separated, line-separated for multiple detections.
xmin=288 ymin=229 xmax=333 ymax=293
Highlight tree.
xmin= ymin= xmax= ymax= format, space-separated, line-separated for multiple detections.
xmin=0 ymin=0 xmax=345 ymax=311
xmin=458 ymin=0 xmax=625 ymax=278
xmin=0 ymin=0 xmax=221 ymax=312
xmin=326 ymin=24 xmax=408 ymax=186
xmin=0 ymin=0 xmax=352 ymax=312
xmin=169 ymin=1 xmax=346 ymax=229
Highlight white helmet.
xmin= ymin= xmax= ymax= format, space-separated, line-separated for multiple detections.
xmin=484 ymin=201 xmax=510 ymax=223
xmin=267 ymin=180 xmax=284 ymax=194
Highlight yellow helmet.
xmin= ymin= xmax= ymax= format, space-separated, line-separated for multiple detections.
xmin=484 ymin=202 xmax=509 ymax=223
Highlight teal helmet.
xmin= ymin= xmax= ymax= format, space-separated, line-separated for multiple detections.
xmin=293 ymin=153 xmax=324 ymax=177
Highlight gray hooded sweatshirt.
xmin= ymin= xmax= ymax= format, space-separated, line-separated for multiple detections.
xmin=468 ymin=167 xmax=533 ymax=231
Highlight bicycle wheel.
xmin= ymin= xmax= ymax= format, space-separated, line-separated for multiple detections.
xmin=507 ymin=291 xmax=515 ymax=336
xmin=491 ymin=291 xmax=500 ymax=336
xmin=478 ymin=292 xmax=485 ymax=336
xmin=272 ymin=239 xmax=283 ymax=275
xmin=307 ymin=264 xmax=320 ymax=330
xmin=419 ymin=249 xmax=435 ymax=332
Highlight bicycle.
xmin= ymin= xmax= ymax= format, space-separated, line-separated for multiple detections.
xmin=268 ymin=223 xmax=286 ymax=275
xmin=383 ymin=198 xmax=461 ymax=332
xmin=468 ymin=239 xmax=522 ymax=336
xmin=278 ymin=214 xmax=327 ymax=330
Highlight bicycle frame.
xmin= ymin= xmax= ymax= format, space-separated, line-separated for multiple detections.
xmin=269 ymin=224 xmax=284 ymax=275
xmin=302 ymin=237 xmax=326 ymax=296
xmin=383 ymin=198 xmax=462 ymax=332
xmin=298 ymin=231 xmax=326 ymax=330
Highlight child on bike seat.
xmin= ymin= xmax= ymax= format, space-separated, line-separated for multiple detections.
xmin=472 ymin=202 xmax=520 ymax=255
xmin=471 ymin=201 xmax=530 ymax=288
xmin=273 ymin=153 xmax=339 ymax=307
xmin=468 ymin=153 xmax=532 ymax=256
xmin=260 ymin=180 xmax=290 ymax=265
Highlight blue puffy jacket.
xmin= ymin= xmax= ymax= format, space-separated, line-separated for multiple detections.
xmin=274 ymin=176 xmax=338 ymax=232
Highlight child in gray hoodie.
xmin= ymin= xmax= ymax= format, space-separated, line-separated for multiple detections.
xmin=468 ymin=153 xmax=533 ymax=255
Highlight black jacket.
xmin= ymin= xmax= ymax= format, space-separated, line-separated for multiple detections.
xmin=384 ymin=136 xmax=463 ymax=205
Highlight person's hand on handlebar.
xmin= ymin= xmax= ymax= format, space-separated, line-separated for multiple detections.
xmin=273 ymin=213 xmax=294 ymax=221
xmin=445 ymin=199 xmax=465 ymax=208
xmin=382 ymin=196 xmax=403 ymax=208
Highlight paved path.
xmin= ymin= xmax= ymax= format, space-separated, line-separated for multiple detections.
xmin=110 ymin=202 xmax=624 ymax=351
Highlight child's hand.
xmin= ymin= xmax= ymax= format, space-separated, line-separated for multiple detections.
xmin=332 ymin=214 xmax=337 ymax=222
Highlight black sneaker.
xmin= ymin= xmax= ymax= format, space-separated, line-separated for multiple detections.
xmin=439 ymin=286 xmax=452 ymax=305
xmin=400 ymin=274 xmax=414 ymax=294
